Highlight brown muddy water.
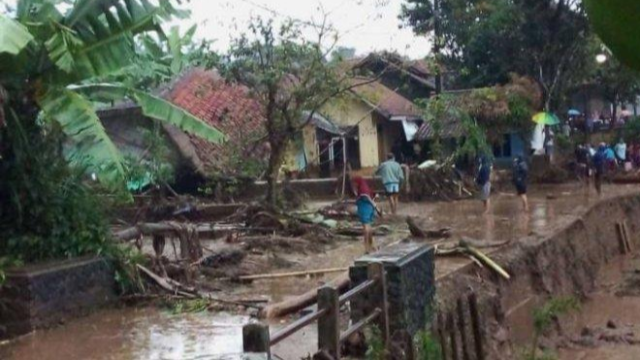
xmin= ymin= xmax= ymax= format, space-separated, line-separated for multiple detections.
xmin=1 ymin=184 xmax=639 ymax=360
xmin=556 ymin=255 xmax=640 ymax=360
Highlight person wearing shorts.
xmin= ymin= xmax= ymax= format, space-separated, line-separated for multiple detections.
xmin=376 ymin=154 xmax=405 ymax=215
xmin=352 ymin=176 xmax=378 ymax=253
xmin=512 ymin=156 xmax=529 ymax=211
xmin=476 ymin=155 xmax=493 ymax=214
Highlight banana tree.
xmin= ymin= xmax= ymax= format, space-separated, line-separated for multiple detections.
xmin=0 ymin=0 xmax=224 ymax=189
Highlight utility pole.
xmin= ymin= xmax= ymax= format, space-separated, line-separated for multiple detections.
xmin=433 ymin=0 xmax=443 ymax=95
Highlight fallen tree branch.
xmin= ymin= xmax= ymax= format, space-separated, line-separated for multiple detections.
xmin=137 ymin=264 xmax=264 ymax=308
xmin=260 ymin=272 xmax=351 ymax=319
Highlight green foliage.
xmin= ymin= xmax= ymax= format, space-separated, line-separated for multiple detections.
xmin=106 ymin=25 xmax=221 ymax=91
xmin=524 ymin=296 xmax=580 ymax=360
xmin=124 ymin=124 xmax=176 ymax=191
xmin=533 ymin=297 xmax=580 ymax=334
xmin=163 ymin=298 xmax=210 ymax=314
xmin=222 ymin=17 xmax=354 ymax=207
xmin=585 ymin=0 xmax=640 ymax=71
xmin=365 ymin=327 xmax=387 ymax=360
xmin=623 ymin=117 xmax=640 ymax=143
xmin=0 ymin=0 xmax=224 ymax=190
xmin=0 ymin=257 xmax=23 ymax=287
xmin=555 ymin=133 xmax=572 ymax=154
xmin=111 ymin=246 xmax=147 ymax=295
xmin=401 ymin=0 xmax=591 ymax=108
xmin=0 ymin=112 xmax=111 ymax=263
xmin=416 ymin=330 xmax=443 ymax=360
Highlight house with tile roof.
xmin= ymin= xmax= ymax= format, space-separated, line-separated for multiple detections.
xmin=99 ymin=68 xmax=268 ymax=188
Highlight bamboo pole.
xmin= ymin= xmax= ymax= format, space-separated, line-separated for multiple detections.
xmin=226 ymin=267 xmax=349 ymax=282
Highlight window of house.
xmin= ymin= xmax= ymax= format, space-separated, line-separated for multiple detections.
xmin=493 ymin=134 xmax=512 ymax=158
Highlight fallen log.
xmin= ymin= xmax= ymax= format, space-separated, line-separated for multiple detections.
xmin=137 ymin=264 xmax=264 ymax=308
xmin=113 ymin=222 xmax=281 ymax=242
xmin=259 ymin=272 xmax=351 ymax=319
xmin=226 ymin=267 xmax=349 ymax=282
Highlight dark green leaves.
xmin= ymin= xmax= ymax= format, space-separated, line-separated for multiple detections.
xmin=585 ymin=0 xmax=640 ymax=71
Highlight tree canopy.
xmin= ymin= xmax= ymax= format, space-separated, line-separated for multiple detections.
xmin=401 ymin=0 xmax=590 ymax=109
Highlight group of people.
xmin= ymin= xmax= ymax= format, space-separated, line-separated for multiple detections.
xmin=351 ymin=153 xmax=405 ymax=253
xmin=575 ymin=139 xmax=637 ymax=194
xmin=350 ymin=152 xmax=533 ymax=253
xmin=475 ymin=155 xmax=530 ymax=214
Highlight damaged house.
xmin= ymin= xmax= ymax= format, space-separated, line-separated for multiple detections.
xmin=98 ymin=68 xmax=267 ymax=188
xmin=289 ymin=53 xmax=437 ymax=177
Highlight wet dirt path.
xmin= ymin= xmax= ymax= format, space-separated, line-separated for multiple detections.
xmin=1 ymin=184 xmax=639 ymax=360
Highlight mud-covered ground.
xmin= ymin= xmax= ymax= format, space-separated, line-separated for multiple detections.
xmin=555 ymin=255 xmax=640 ymax=360
xmin=1 ymin=183 xmax=639 ymax=360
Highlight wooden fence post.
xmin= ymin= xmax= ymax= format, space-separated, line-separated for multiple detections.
xmin=368 ymin=262 xmax=390 ymax=346
xmin=318 ymin=286 xmax=341 ymax=359
xmin=448 ymin=312 xmax=459 ymax=360
xmin=243 ymin=323 xmax=271 ymax=358
xmin=436 ymin=312 xmax=449 ymax=360
xmin=468 ymin=293 xmax=485 ymax=360
xmin=457 ymin=298 xmax=471 ymax=360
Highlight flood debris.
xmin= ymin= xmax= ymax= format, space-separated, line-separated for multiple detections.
xmin=435 ymin=239 xmax=511 ymax=280
xmin=407 ymin=167 xmax=476 ymax=201
xmin=406 ymin=216 xmax=452 ymax=239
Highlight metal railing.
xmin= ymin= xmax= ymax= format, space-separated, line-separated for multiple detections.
xmin=242 ymin=262 xmax=389 ymax=360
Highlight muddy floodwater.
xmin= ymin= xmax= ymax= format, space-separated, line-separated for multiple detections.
xmin=557 ymin=255 xmax=640 ymax=360
xmin=1 ymin=183 xmax=638 ymax=360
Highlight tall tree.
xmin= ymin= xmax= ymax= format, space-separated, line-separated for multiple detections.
xmin=223 ymin=18 xmax=372 ymax=207
xmin=401 ymin=0 xmax=590 ymax=110
xmin=583 ymin=38 xmax=640 ymax=120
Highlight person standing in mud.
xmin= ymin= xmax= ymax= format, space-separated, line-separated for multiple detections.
xmin=575 ymin=144 xmax=591 ymax=186
xmin=592 ymin=144 xmax=607 ymax=195
xmin=512 ymin=156 xmax=529 ymax=211
xmin=352 ymin=176 xmax=379 ymax=254
xmin=375 ymin=153 xmax=405 ymax=215
xmin=476 ymin=155 xmax=493 ymax=214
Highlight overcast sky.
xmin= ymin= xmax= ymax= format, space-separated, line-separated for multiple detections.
xmin=1 ymin=0 xmax=432 ymax=59
xmin=173 ymin=0 xmax=432 ymax=59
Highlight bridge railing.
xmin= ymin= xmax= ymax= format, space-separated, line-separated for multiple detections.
xmin=242 ymin=262 xmax=389 ymax=360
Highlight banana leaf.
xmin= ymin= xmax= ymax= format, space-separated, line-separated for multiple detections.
xmin=0 ymin=14 xmax=33 ymax=55
xmin=39 ymin=88 xmax=126 ymax=187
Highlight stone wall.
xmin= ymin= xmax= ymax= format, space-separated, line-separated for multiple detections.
xmin=0 ymin=257 xmax=117 ymax=340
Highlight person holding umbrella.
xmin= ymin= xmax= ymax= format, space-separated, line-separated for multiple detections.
xmin=533 ymin=112 xmax=560 ymax=162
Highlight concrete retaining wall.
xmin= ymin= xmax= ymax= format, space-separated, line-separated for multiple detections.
xmin=0 ymin=257 xmax=117 ymax=340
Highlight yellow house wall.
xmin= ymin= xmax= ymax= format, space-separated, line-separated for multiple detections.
xmin=324 ymin=98 xmax=380 ymax=168
xmin=302 ymin=125 xmax=318 ymax=167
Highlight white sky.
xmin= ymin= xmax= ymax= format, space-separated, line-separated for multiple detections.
xmin=173 ymin=0 xmax=432 ymax=59
xmin=1 ymin=0 xmax=432 ymax=59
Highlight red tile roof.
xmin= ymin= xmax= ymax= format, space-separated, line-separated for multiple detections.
xmin=166 ymin=68 xmax=267 ymax=174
